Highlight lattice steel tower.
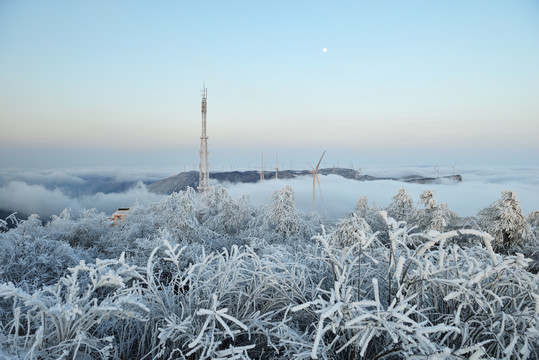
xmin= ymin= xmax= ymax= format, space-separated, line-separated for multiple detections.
xmin=198 ymin=84 xmax=210 ymax=195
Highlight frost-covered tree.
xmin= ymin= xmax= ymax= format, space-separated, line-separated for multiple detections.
xmin=431 ymin=202 xmax=458 ymax=232
xmin=354 ymin=196 xmax=370 ymax=218
xmin=478 ymin=190 xmax=534 ymax=251
xmin=247 ymin=186 xmax=309 ymax=242
xmin=419 ymin=189 xmax=436 ymax=208
xmin=149 ymin=187 xmax=201 ymax=242
xmin=386 ymin=188 xmax=415 ymax=222
xmin=117 ymin=204 xmax=159 ymax=239
xmin=269 ymin=185 xmax=308 ymax=238
xmin=415 ymin=190 xmax=458 ymax=232
xmin=46 ymin=208 xmax=111 ymax=250
xmin=201 ymin=186 xmax=254 ymax=235
xmin=525 ymin=210 xmax=539 ymax=273
xmin=528 ymin=210 xmax=539 ymax=240
xmin=354 ymin=196 xmax=387 ymax=235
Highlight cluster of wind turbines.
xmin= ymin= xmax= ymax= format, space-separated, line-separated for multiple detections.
xmin=258 ymin=153 xmax=282 ymax=182
xmin=258 ymin=151 xmax=326 ymax=211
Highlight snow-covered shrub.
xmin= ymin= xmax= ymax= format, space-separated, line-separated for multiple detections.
xmin=289 ymin=225 xmax=454 ymax=359
xmin=248 ymin=185 xmax=310 ymax=242
xmin=46 ymin=208 xmax=76 ymax=239
xmin=386 ymin=188 xmax=416 ymax=223
xmin=329 ymin=212 xmax=377 ymax=248
xmin=92 ymin=205 xmax=163 ymax=261
xmin=266 ymin=185 xmax=303 ymax=237
xmin=0 ymin=233 xmax=90 ymax=289
xmin=478 ymin=190 xmax=534 ymax=251
xmin=1 ymin=182 xmax=538 ymax=360
xmin=138 ymin=240 xmax=319 ymax=359
xmin=529 ymin=211 xmax=539 ymax=239
xmin=1 ymin=212 xmax=19 ymax=233
xmin=149 ymin=245 xmax=259 ymax=359
xmin=289 ymin=214 xmax=539 ymax=359
xmin=148 ymin=187 xmax=205 ymax=243
xmin=201 ymin=186 xmax=254 ymax=236
xmin=525 ymin=211 xmax=539 ymax=273
xmin=113 ymin=204 xmax=160 ymax=241
xmin=415 ymin=190 xmax=458 ymax=232
xmin=381 ymin=217 xmax=539 ymax=359
xmin=422 ymin=241 xmax=539 ymax=359
xmin=354 ymin=196 xmax=387 ymax=236
xmin=46 ymin=208 xmax=112 ymax=250
xmin=301 ymin=210 xmax=332 ymax=238
xmin=0 ymin=254 xmax=149 ymax=359
xmin=10 ymin=214 xmax=45 ymax=237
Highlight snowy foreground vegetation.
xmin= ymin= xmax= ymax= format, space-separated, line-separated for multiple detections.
xmin=1 ymin=186 xmax=538 ymax=359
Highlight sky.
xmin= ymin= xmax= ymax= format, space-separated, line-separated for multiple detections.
xmin=1 ymin=0 xmax=539 ymax=170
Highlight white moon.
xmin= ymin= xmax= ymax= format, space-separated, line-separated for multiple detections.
xmin=322 ymin=48 xmax=327 ymax=53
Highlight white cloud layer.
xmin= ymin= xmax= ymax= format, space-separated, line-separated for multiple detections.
xmin=0 ymin=166 xmax=537 ymax=221
xmin=221 ymin=166 xmax=539 ymax=220
xmin=0 ymin=181 xmax=164 ymax=219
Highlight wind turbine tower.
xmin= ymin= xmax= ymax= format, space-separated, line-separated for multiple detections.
xmin=198 ymin=84 xmax=210 ymax=195
xmin=258 ymin=153 xmax=265 ymax=182
xmin=275 ymin=152 xmax=279 ymax=179
xmin=312 ymin=151 xmax=326 ymax=210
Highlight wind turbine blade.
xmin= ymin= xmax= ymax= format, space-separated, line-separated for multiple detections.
xmin=315 ymin=150 xmax=326 ymax=171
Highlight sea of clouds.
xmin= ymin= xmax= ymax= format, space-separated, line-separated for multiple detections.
xmin=223 ymin=165 xmax=539 ymax=220
xmin=0 ymin=168 xmax=170 ymax=219
xmin=0 ymin=165 xmax=538 ymax=221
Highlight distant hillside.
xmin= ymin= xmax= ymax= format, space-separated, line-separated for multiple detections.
xmin=147 ymin=168 xmax=462 ymax=195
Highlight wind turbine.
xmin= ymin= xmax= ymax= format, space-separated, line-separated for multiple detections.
xmin=258 ymin=153 xmax=264 ymax=182
xmin=275 ymin=152 xmax=279 ymax=179
xmin=312 ymin=151 xmax=326 ymax=210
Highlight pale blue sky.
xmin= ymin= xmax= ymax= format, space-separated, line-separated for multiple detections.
xmin=1 ymin=0 xmax=538 ymax=170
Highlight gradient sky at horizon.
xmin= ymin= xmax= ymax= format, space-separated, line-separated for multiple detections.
xmin=1 ymin=0 xmax=538 ymax=170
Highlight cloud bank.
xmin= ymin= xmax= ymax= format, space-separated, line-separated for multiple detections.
xmin=0 ymin=166 xmax=537 ymax=221
xmin=0 ymin=180 xmax=164 ymax=220
xmin=221 ymin=166 xmax=539 ymax=220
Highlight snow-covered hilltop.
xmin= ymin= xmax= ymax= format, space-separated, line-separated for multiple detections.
xmin=148 ymin=168 xmax=462 ymax=194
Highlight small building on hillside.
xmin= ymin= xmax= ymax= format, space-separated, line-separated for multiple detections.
xmin=110 ymin=208 xmax=130 ymax=226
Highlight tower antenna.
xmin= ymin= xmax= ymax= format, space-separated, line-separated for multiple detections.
xmin=198 ymin=83 xmax=210 ymax=198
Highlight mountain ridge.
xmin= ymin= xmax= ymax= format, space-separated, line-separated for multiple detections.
xmin=147 ymin=168 xmax=462 ymax=195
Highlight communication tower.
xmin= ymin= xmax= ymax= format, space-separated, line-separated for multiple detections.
xmin=198 ymin=84 xmax=210 ymax=195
